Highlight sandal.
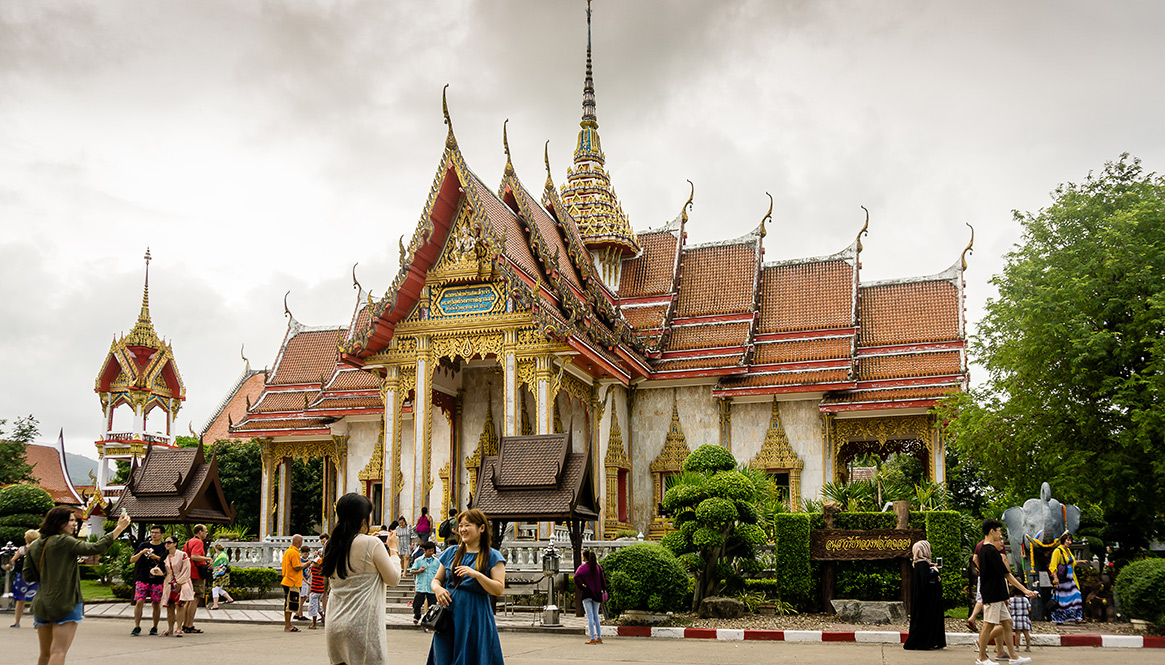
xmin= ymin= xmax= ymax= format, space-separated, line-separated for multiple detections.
xmin=965 ymin=618 xmax=979 ymax=632
xmin=285 ymin=626 xmax=300 ymax=632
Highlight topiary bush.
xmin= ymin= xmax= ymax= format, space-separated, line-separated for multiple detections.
xmin=230 ymin=567 xmax=280 ymax=593
xmin=601 ymin=543 xmax=688 ymax=615
xmin=773 ymin=512 xmax=813 ymax=610
xmin=682 ymin=445 xmax=736 ymax=473
xmin=923 ymin=510 xmax=963 ymax=608
xmin=1114 ymin=558 xmax=1165 ymax=627
xmin=0 ymin=484 xmax=53 ymax=546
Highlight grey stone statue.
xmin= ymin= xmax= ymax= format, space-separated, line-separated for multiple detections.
xmin=1001 ymin=482 xmax=1081 ymax=578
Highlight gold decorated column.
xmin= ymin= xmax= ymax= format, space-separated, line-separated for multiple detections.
xmin=382 ymin=367 xmax=402 ymax=521
xmin=414 ymin=336 xmax=433 ymax=520
xmin=503 ymin=329 xmax=518 ymax=437
xmin=534 ymin=354 xmax=553 ymax=435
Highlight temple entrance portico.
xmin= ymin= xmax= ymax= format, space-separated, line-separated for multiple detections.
xmin=257 ymin=438 xmax=346 ymax=538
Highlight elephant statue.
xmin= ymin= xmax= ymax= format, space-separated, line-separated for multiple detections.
xmin=1000 ymin=482 xmax=1080 ymax=578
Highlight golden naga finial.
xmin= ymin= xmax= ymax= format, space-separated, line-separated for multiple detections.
xmin=857 ymin=205 xmax=870 ymax=253
xmin=961 ymin=222 xmax=975 ymax=271
xmin=442 ymin=84 xmax=456 ymax=149
xmin=283 ymin=291 xmax=292 ymax=320
xmin=399 ymin=234 xmax=407 ymax=264
xmin=503 ymin=118 xmax=514 ymax=177
xmin=759 ymin=192 xmax=773 ymax=238
xmin=680 ymin=179 xmax=694 ymax=224
xmin=352 ymin=262 xmax=362 ymax=292
xmin=543 ymin=140 xmax=553 ymax=189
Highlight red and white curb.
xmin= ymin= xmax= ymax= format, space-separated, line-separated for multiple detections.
xmin=600 ymin=626 xmax=1165 ymax=648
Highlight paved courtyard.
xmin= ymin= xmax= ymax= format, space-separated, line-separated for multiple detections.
xmin=7 ymin=617 xmax=1162 ymax=665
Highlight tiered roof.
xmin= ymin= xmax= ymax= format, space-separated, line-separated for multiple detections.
xmin=25 ymin=441 xmax=84 ymax=507
xmin=114 ymin=441 xmax=235 ymax=524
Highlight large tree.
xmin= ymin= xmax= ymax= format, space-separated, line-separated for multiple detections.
xmin=0 ymin=415 xmax=40 ymax=485
xmin=938 ymin=155 xmax=1165 ymax=546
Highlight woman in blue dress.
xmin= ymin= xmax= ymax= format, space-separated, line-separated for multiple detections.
xmin=427 ymin=509 xmax=505 ymax=665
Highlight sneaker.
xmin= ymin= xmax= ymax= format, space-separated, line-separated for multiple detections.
xmin=1009 ymin=658 xmax=1032 ymax=665
xmin=131 ymin=626 xmax=141 ymax=636
xmin=148 ymin=627 xmax=158 ymax=636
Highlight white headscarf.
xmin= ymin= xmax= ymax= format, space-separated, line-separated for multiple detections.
xmin=912 ymin=539 xmax=932 ymax=564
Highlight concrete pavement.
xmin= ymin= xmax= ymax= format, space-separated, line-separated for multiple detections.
xmin=8 ymin=617 xmax=1165 ymax=665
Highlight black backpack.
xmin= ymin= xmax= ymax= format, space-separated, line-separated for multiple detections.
xmin=439 ymin=518 xmax=455 ymax=539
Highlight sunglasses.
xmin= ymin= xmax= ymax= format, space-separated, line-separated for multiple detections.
xmin=164 ymin=540 xmax=175 ymax=545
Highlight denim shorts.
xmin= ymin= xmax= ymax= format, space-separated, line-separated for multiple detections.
xmin=34 ymin=602 xmax=84 ymax=627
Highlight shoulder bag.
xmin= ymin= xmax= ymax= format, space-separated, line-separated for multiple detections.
xmin=420 ymin=562 xmax=462 ymax=633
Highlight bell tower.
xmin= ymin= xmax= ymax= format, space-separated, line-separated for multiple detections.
xmin=93 ymin=249 xmax=186 ymax=493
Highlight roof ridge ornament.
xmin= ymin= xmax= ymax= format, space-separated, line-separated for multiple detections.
xmin=758 ymin=192 xmax=773 ymax=238
xmin=240 ymin=343 xmax=249 ymax=373
xmin=352 ymin=262 xmax=362 ymax=292
xmin=681 ymin=179 xmax=694 ymax=224
xmin=503 ymin=119 xmax=514 ymax=177
xmin=581 ymin=0 xmax=596 ymax=128
xmin=856 ymin=205 xmax=870 ymax=254
xmin=960 ymin=222 xmax=975 ymax=270
xmin=283 ymin=290 xmax=293 ymax=320
xmin=442 ymin=84 xmax=457 ymax=149
xmin=543 ymin=140 xmax=553 ymax=190
xmin=125 ymin=247 xmax=162 ymax=348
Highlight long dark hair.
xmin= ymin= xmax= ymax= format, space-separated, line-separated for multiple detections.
xmin=583 ymin=550 xmax=597 ymax=567
xmin=321 ymin=493 xmax=373 ymax=580
xmin=38 ymin=507 xmax=74 ymax=538
xmin=451 ymin=508 xmax=493 ymax=576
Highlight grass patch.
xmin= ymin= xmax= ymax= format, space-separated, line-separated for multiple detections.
xmin=944 ymin=607 xmax=968 ymax=619
xmin=80 ymin=579 xmax=117 ymax=602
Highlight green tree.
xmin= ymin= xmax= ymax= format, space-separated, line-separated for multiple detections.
xmin=659 ymin=445 xmax=767 ymax=610
xmin=0 ymin=415 xmax=40 ymax=485
xmin=208 ymin=440 xmax=263 ymax=538
xmin=938 ymin=155 xmax=1165 ymax=546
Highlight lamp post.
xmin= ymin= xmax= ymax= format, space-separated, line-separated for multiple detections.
xmin=0 ymin=541 xmax=18 ymax=611
xmin=541 ymin=542 xmax=561 ymax=627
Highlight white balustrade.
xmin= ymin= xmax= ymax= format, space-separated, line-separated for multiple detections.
xmin=214 ymin=537 xmax=322 ymax=568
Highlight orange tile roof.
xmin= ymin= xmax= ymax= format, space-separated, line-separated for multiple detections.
xmin=621 ymin=304 xmax=669 ymax=330
xmin=856 ymin=351 xmax=963 ymax=381
xmin=858 ymin=280 xmax=960 ymax=347
xmin=515 ymin=184 xmax=583 ymax=291
xmin=25 ymin=444 xmax=81 ymax=505
xmin=269 ymin=329 xmax=343 ymax=385
xmin=666 ymin=321 xmax=751 ymax=351
xmin=312 ymin=395 xmax=383 ymax=410
xmin=652 ymin=355 xmax=742 ymax=372
xmin=753 ymin=337 xmax=852 ymax=365
xmin=823 ymin=384 xmax=960 ymax=404
xmin=759 ymin=260 xmax=854 ymax=333
xmin=676 ymin=243 xmax=757 ymax=317
xmin=346 ymin=307 xmax=371 ymax=344
xmin=232 ymin=417 xmax=331 ymax=432
xmin=619 ymin=232 xmax=677 ymax=298
xmin=327 ymin=369 xmax=380 ymax=391
xmin=252 ymin=391 xmax=317 ymax=413
xmin=718 ymin=368 xmax=851 ymax=388
xmin=468 ymin=174 xmax=545 ymax=286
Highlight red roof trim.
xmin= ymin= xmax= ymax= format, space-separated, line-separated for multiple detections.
xmin=749 ymin=358 xmax=853 ymax=373
xmin=567 ymin=337 xmax=630 ymax=384
xmin=857 ymin=341 xmax=966 ymax=355
xmin=661 ymin=346 xmax=748 ymax=359
xmin=671 ymin=312 xmax=755 ymax=326
xmin=754 ymin=328 xmax=858 ymax=343
xmin=712 ymin=381 xmax=857 ymax=398
xmin=651 ymin=366 xmax=747 ymax=379
xmin=620 ymin=295 xmax=675 ymax=307
xmin=856 ymin=376 xmax=965 ymax=390
xmin=820 ymin=399 xmax=941 ymax=413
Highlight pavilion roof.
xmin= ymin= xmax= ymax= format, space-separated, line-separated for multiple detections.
xmin=114 ymin=442 xmax=236 ymax=524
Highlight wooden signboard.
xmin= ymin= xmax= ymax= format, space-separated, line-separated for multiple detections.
xmin=811 ymin=529 xmax=924 ymax=560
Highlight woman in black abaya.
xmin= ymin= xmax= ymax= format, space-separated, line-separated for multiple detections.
xmin=903 ymin=540 xmax=946 ymax=650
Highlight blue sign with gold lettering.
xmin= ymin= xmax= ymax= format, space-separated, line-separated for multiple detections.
xmin=435 ymin=284 xmax=499 ymax=317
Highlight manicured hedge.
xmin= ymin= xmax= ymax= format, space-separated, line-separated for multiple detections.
xmin=230 ymin=567 xmax=280 ymax=592
xmin=0 ymin=484 xmax=54 ymax=516
xmin=602 ymin=542 xmax=689 ymax=615
xmin=773 ymin=513 xmax=813 ymax=608
xmin=1114 ymin=558 xmax=1165 ymax=627
xmin=743 ymin=577 xmax=781 ymax=599
xmin=924 ymin=510 xmax=963 ymax=607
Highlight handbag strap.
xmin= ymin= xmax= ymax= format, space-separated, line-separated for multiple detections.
xmin=38 ymin=537 xmax=50 ymax=580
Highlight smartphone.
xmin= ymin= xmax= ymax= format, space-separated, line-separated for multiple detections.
xmin=935 ymin=557 xmax=944 ymax=569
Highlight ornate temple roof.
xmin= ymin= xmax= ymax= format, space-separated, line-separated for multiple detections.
xmin=94 ymin=250 xmax=186 ymax=410
xmin=114 ymin=441 xmax=236 ymax=524
xmin=472 ymin=429 xmax=599 ymax=521
xmin=25 ymin=441 xmax=84 ymax=507
xmin=557 ymin=1 xmax=639 ymax=257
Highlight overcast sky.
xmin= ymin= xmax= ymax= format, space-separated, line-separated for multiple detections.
xmin=2 ymin=0 xmax=1162 ymax=459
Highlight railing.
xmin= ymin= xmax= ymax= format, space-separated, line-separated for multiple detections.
xmin=102 ymin=432 xmax=172 ymax=445
xmin=500 ymin=537 xmax=641 ymax=571
xmin=215 ymin=537 xmax=323 ymax=568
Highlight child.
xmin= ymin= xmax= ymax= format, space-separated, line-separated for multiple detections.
xmin=1009 ymin=584 xmax=1033 ymax=652
xmin=307 ymin=553 xmax=326 ymax=629
xmin=295 ymin=547 xmax=312 ymax=621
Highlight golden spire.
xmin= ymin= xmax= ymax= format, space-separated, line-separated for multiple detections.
xmin=559 ymin=0 xmax=639 ymax=257
xmin=125 ymin=248 xmax=161 ymax=348
xmin=503 ymin=119 xmax=514 ymax=177
xmin=961 ymin=222 xmax=975 ymax=270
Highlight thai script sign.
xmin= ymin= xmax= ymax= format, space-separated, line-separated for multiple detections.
xmin=810 ymin=529 xmax=924 ymax=561
xmin=434 ymin=284 xmax=500 ymax=317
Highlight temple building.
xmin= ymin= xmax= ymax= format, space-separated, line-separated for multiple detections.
xmin=215 ymin=3 xmax=970 ymax=539
xmin=90 ymin=249 xmax=186 ymax=520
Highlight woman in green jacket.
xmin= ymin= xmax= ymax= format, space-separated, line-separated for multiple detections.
xmin=23 ymin=508 xmax=131 ymax=665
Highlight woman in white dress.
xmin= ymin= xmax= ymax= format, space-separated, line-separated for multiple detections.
xmin=322 ymin=493 xmax=401 ymax=665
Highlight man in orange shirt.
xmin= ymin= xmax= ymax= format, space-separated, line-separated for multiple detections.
xmin=280 ymin=534 xmax=307 ymax=632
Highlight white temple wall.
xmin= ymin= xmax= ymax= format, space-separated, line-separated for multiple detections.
xmin=729 ymin=401 xmax=770 ymax=464
xmin=343 ymin=419 xmax=380 ymax=496
xmin=399 ymin=416 xmax=414 ymax=525
xmin=428 ymin=408 xmax=451 ymax=514
xmin=457 ymin=367 xmax=504 ymax=511
xmin=628 ymin=385 xmax=718 ymax=531
xmin=782 ymin=400 xmax=825 ymax=503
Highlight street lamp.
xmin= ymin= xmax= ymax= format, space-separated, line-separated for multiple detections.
xmin=541 ymin=542 xmax=561 ymax=627
xmin=0 ymin=541 xmax=18 ymax=611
